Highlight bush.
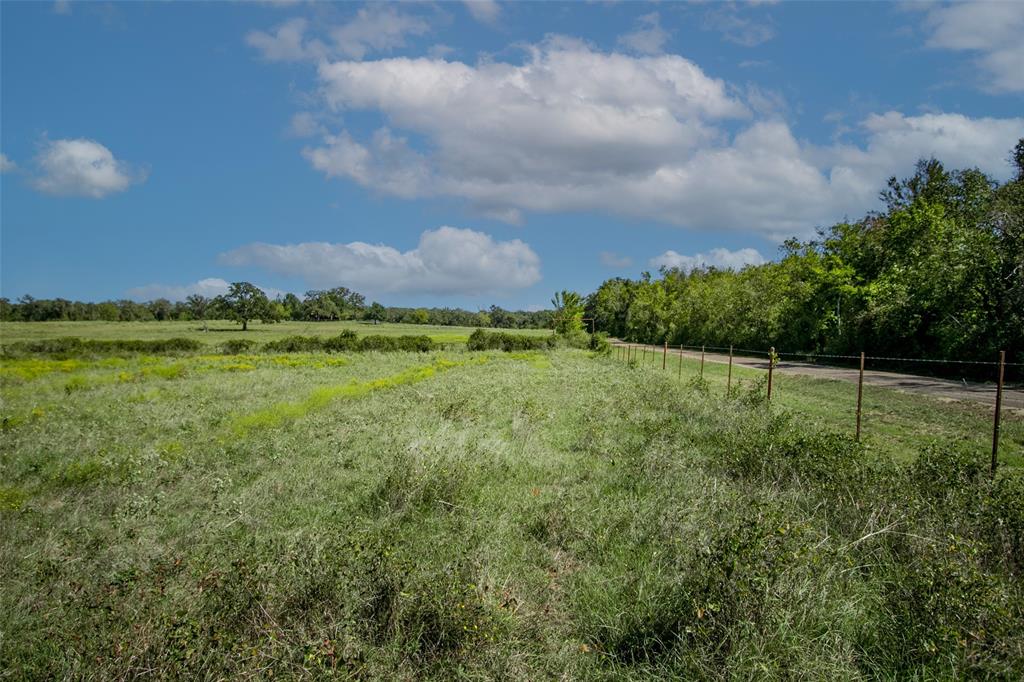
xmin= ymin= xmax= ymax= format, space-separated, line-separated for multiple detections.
xmin=322 ymin=330 xmax=358 ymax=352
xmin=219 ymin=339 xmax=256 ymax=355
xmin=589 ymin=332 xmax=611 ymax=354
xmin=262 ymin=335 xmax=324 ymax=353
xmin=3 ymin=337 xmax=203 ymax=357
xmin=467 ymin=329 xmax=556 ymax=352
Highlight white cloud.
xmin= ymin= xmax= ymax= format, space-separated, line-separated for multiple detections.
xmin=287 ymin=111 xmax=325 ymax=138
xmin=330 ymin=6 xmax=430 ymax=59
xmin=294 ymin=39 xmax=1021 ymax=239
xmin=650 ymin=247 xmax=766 ymax=272
xmin=246 ymin=17 xmax=327 ymax=62
xmin=920 ymin=1 xmax=1024 ymax=93
xmin=600 ymin=251 xmax=633 ymax=268
xmin=463 ymin=0 xmax=501 ymax=26
xmin=32 ymin=138 xmax=144 ymax=198
xmin=0 ymin=153 xmax=16 ymax=173
xmin=247 ymin=8 xmax=429 ymax=63
xmin=703 ymin=6 xmax=776 ymax=47
xmin=127 ymin=278 xmax=285 ymax=302
xmin=219 ymin=226 xmax=541 ymax=296
xmin=617 ymin=12 xmax=669 ymax=55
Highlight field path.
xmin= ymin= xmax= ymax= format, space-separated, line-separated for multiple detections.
xmin=613 ymin=342 xmax=1024 ymax=411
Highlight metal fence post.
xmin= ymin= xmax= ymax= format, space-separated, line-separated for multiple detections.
xmin=856 ymin=351 xmax=865 ymax=442
xmin=992 ymin=350 xmax=1005 ymax=475
xmin=767 ymin=346 xmax=774 ymax=401
xmin=727 ymin=345 xmax=733 ymax=395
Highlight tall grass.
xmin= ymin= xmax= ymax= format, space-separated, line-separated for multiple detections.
xmin=0 ymin=350 xmax=1021 ymax=678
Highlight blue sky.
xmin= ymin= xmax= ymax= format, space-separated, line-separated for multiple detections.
xmin=1 ymin=0 xmax=1022 ymax=310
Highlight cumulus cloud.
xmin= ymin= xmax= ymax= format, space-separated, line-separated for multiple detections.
xmin=463 ymin=0 xmax=501 ymax=26
xmin=0 ymin=153 xmax=16 ymax=173
xmin=32 ymin=138 xmax=144 ymax=198
xmin=247 ymin=7 xmax=429 ymax=62
xmin=617 ymin=12 xmax=669 ymax=55
xmin=650 ymin=247 xmax=766 ymax=272
xmin=219 ymin=226 xmax=541 ymax=296
xmin=919 ymin=1 xmax=1024 ymax=93
xmin=294 ymin=39 xmax=1020 ymax=239
xmin=600 ymin=251 xmax=634 ymax=268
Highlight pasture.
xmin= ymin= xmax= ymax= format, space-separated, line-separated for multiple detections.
xmin=1 ymin=323 xmax=1022 ymax=679
xmin=0 ymin=320 xmax=551 ymax=346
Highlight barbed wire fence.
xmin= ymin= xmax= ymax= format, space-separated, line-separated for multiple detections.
xmin=612 ymin=340 xmax=1021 ymax=475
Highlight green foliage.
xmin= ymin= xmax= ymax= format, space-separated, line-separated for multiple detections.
xmin=585 ymin=143 xmax=1024 ymax=374
xmin=588 ymin=332 xmax=611 ymax=354
xmin=218 ymin=339 xmax=257 ymax=355
xmin=214 ymin=282 xmax=277 ymax=331
xmin=3 ymin=336 xmax=202 ymax=357
xmin=466 ymin=328 xmax=557 ymax=351
xmin=551 ymin=290 xmax=585 ymax=335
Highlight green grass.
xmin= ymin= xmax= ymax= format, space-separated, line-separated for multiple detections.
xmin=625 ymin=348 xmax=1024 ymax=468
xmin=0 ymin=319 xmax=551 ymax=345
xmin=2 ymin=349 xmax=1022 ymax=678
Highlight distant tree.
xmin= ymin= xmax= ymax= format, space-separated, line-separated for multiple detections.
xmin=150 ymin=298 xmax=174 ymax=321
xmin=365 ymin=302 xmax=386 ymax=325
xmin=551 ymin=290 xmax=584 ymax=335
xmin=281 ymin=293 xmax=303 ymax=320
xmin=303 ymin=290 xmax=341 ymax=321
xmin=412 ymin=308 xmax=430 ymax=325
xmin=186 ymin=294 xmax=212 ymax=331
xmin=215 ymin=282 xmax=275 ymax=331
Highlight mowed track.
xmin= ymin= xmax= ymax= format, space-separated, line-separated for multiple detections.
xmin=614 ymin=342 xmax=1024 ymax=411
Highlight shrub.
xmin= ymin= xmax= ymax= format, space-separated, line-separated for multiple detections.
xmin=322 ymin=330 xmax=358 ymax=352
xmin=262 ymin=335 xmax=324 ymax=353
xmin=467 ymin=329 xmax=556 ymax=352
xmin=3 ymin=337 xmax=203 ymax=357
xmin=219 ymin=339 xmax=256 ymax=355
xmin=589 ymin=332 xmax=611 ymax=354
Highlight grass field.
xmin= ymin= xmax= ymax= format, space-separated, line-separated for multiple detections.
xmin=2 ymin=338 xmax=1022 ymax=678
xmin=0 ymin=320 xmax=551 ymax=345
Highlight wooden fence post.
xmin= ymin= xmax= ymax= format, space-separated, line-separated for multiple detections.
xmin=992 ymin=350 xmax=1005 ymax=475
xmin=700 ymin=345 xmax=705 ymax=378
xmin=662 ymin=341 xmax=667 ymax=370
xmin=678 ymin=344 xmax=683 ymax=379
xmin=727 ymin=345 xmax=733 ymax=395
xmin=767 ymin=346 xmax=774 ymax=401
xmin=856 ymin=352 xmax=865 ymax=442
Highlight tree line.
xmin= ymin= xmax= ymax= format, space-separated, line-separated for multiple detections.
xmin=0 ymin=285 xmax=554 ymax=330
xmin=586 ymin=141 xmax=1024 ymax=368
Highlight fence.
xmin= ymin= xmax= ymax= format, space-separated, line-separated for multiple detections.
xmin=613 ymin=341 xmax=1021 ymax=475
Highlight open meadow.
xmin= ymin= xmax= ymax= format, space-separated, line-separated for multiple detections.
xmin=0 ymin=320 xmax=552 ymax=346
xmin=1 ymin=323 xmax=1022 ymax=679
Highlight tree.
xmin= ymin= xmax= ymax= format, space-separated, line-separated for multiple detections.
xmin=303 ymin=290 xmax=340 ymax=321
xmin=365 ymin=302 xmax=386 ymax=325
xmin=215 ymin=282 xmax=274 ymax=331
xmin=551 ymin=290 xmax=584 ymax=335
xmin=186 ymin=294 xmax=212 ymax=331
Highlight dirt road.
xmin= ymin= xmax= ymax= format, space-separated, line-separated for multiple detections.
xmin=614 ymin=343 xmax=1024 ymax=411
